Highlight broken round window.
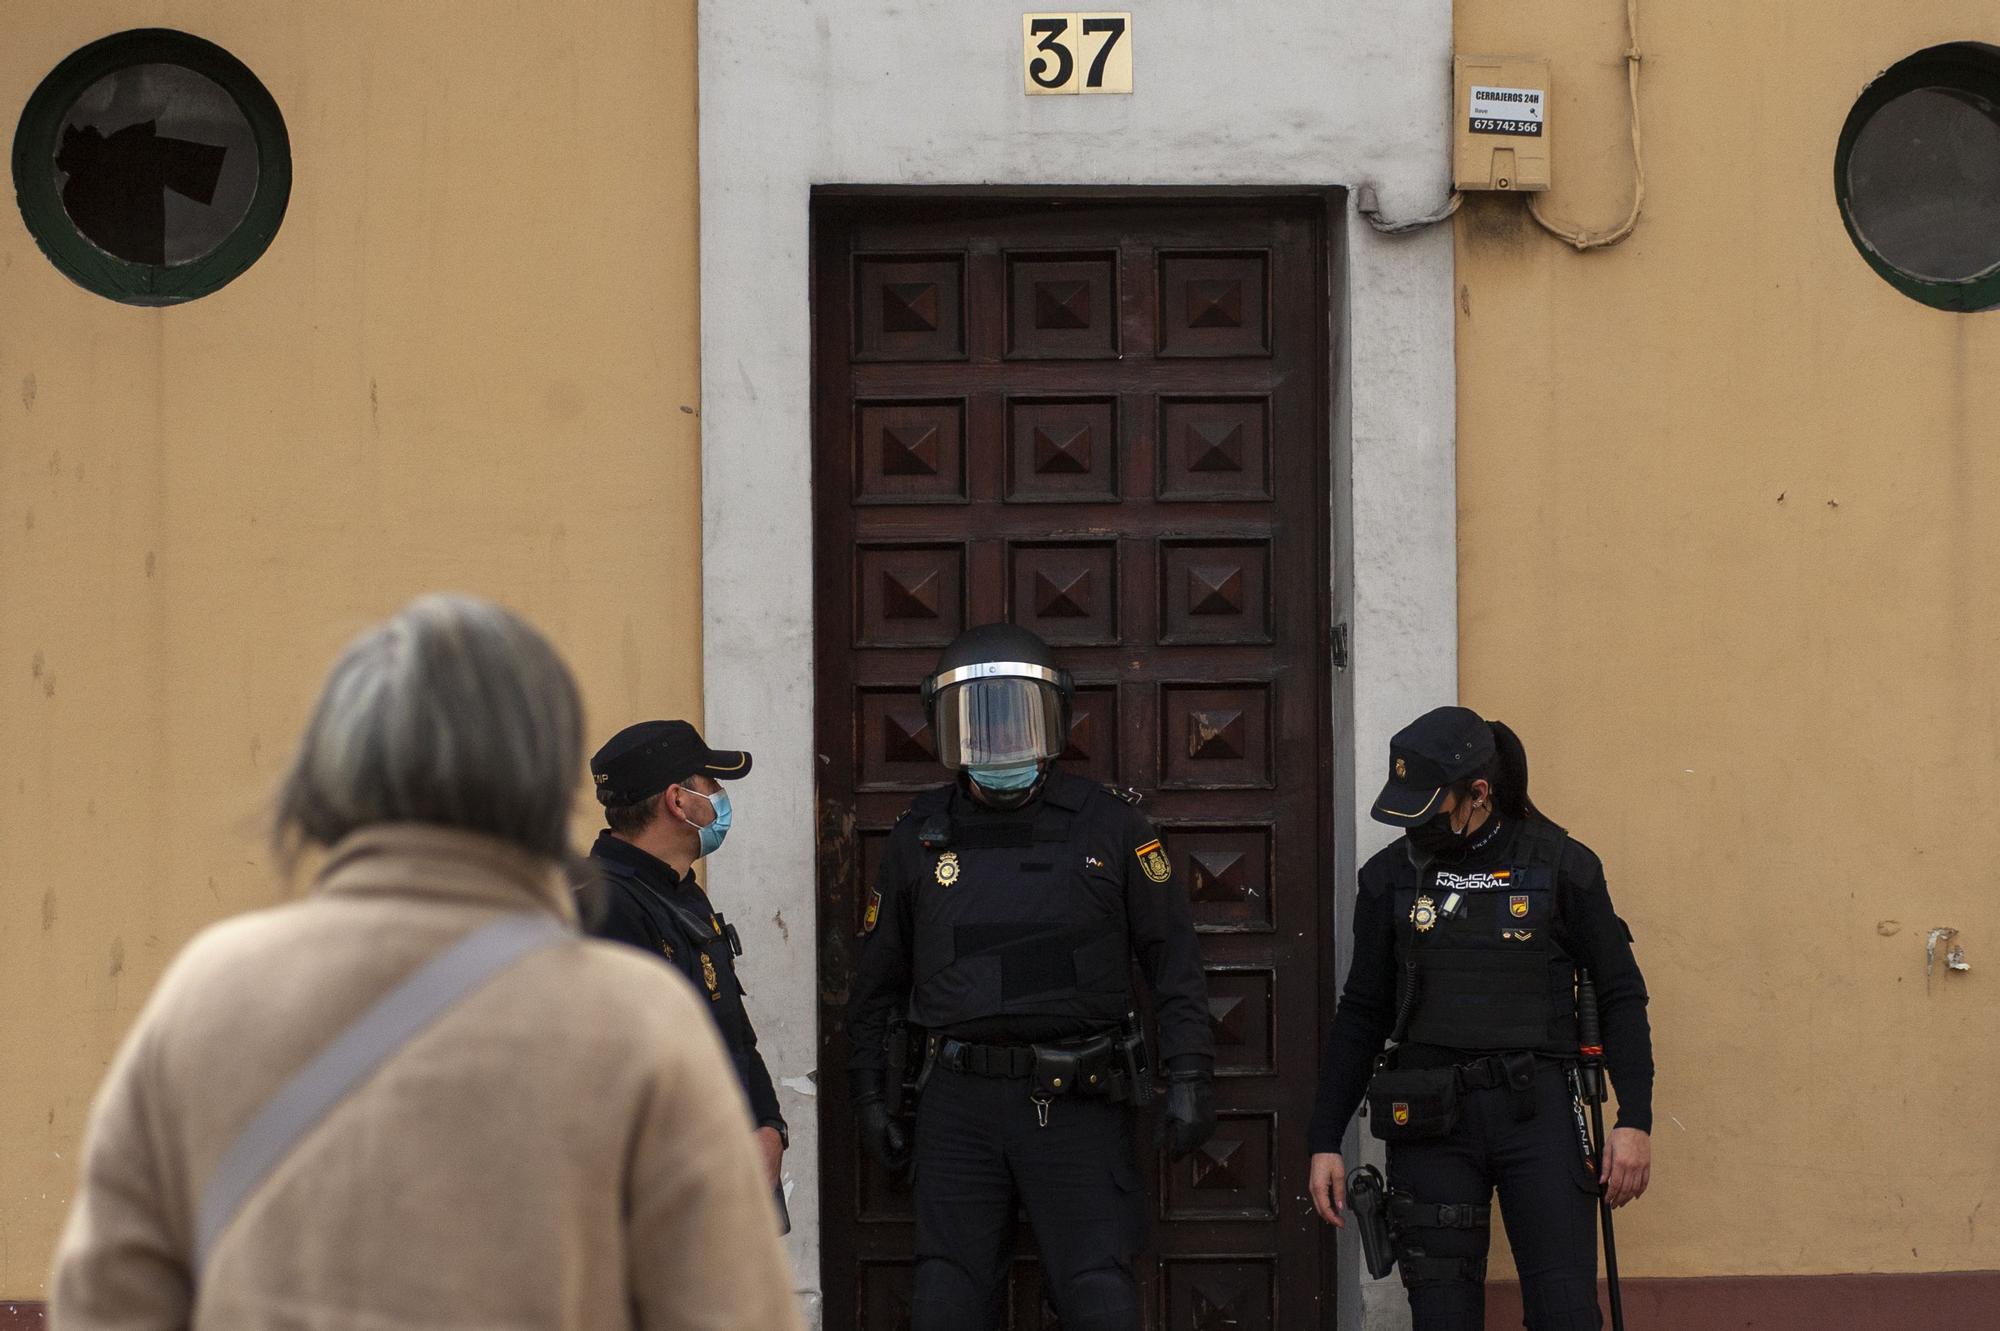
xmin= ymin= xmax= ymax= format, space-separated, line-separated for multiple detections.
xmin=1836 ymin=43 xmax=2000 ymax=312
xmin=13 ymin=30 xmax=289 ymax=304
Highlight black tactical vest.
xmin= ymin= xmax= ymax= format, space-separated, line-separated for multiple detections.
xmin=1392 ymin=818 xmax=1579 ymax=1054
xmin=906 ymin=774 xmax=1133 ymax=1032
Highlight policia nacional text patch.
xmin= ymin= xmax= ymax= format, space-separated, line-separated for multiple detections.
xmin=1135 ymin=840 xmax=1171 ymax=884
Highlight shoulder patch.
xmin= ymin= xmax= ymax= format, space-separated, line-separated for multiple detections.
xmin=862 ymin=888 xmax=882 ymax=935
xmin=1135 ymin=838 xmax=1171 ymax=884
xmin=1105 ymin=784 xmax=1145 ymax=806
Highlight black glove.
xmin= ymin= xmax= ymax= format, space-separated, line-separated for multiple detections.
xmin=1162 ymin=1068 xmax=1216 ymax=1158
xmin=855 ymin=1095 xmax=912 ymax=1171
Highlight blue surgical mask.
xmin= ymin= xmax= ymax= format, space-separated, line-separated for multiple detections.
xmin=681 ymin=787 xmax=732 ymax=857
xmin=969 ymin=761 xmax=1041 ymax=793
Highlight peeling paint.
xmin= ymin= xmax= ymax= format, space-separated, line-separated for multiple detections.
xmin=1876 ymin=920 xmax=1901 ymax=936
xmin=21 ymin=373 xmax=35 ymax=410
xmin=780 ymin=1074 xmax=818 ymax=1097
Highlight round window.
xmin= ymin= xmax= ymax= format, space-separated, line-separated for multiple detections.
xmin=1836 ymin=44 xmax=2000 ymax=311
xmin=12 ymin=29 xmax=289 ymax=305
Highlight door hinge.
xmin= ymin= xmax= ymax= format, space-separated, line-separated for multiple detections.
xmin=1332 ymin=622 xmax=1350 ymax=671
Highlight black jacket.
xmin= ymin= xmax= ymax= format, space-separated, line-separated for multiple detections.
xmin=1306 ymin=815 xmax=1652 ymax=1154
xmin=846 ymin=770 xmax=1213 ymax=1091
xmin=584 ymin=832 xmax=786 ymax=1137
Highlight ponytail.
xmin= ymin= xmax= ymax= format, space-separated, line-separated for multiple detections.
xmin=1486 ymin=720 xmax=1544 ymax=822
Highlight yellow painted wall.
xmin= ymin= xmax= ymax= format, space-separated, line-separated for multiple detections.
xmin=0 ymin=2 xmax=701 ymax=1296
xmin=1456 ymin=1 xmax=2000 ymax=1280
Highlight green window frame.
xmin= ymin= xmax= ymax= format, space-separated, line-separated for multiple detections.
xmin=1834 ymin=43 xmax=2000 ymax=314
xmin=11 ymin=28 xmax=291 ymax=306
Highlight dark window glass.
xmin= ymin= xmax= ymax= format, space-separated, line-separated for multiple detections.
xmin=1836 ymin=44 xmax=2000 ymax=311
xmin=13 ymin=30 xmax=289 ymax=305
xmin=55 ymin=63 xmax=259 ymax=267
xmin=1846 ymin=87 xmax=2000 ymax=283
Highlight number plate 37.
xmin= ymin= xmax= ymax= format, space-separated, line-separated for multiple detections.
xmin=1023 ymin=13 xmax=1131 ymax=95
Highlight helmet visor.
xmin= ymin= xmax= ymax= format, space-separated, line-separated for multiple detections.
xmin=934 ymin=676 xmax=1065 ymax=769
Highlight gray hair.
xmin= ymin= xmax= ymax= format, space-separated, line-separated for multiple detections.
xmin=273 ymin=595 xmax=585 ymax=864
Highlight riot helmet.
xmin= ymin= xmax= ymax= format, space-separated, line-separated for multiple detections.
xmin=921 ymin=624 xmax=1075 ymax=774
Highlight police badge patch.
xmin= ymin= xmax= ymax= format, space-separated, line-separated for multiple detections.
xmin=700 ymin=952 xmax=720 ymax=1001
xmin=1509 ymin=894 xmax=1530 ymax=918
xmin=1135 ymin=839 xmax=1171 ymax=884
xmin=934 ymin=852 xmax=961 ymax=887
xmin=1411 ymin=895 xmax=1438 ymax=932
xmin=1392 ymin=1102 xmax=1411 ymax=1126
xmin=862 ymin=888 xmax=882 ymax=934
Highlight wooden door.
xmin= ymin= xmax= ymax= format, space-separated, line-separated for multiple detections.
xmin=813 ymin=194 xmax=1335 ymax=1330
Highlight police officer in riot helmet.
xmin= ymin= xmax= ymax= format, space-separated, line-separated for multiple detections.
xmin=1307 ymin=706 xmax=1653 ymax=1331
xmin=847 ymin=624 xmax=1215 ymax=1331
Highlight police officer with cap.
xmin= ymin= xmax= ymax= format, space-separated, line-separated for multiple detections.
xmin=1306 ymin=706 xmax=1653 ymax=1331
xmin=584 ymin=720 xmax=787 ymax=1187
xmin=847 ymin=624 xmax=1215 ymax=1331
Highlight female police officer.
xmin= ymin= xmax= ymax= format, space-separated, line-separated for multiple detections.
xmin=1307 ymin=706 xmax=1652 ymax=1331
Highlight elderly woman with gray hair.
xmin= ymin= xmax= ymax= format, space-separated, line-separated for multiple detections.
xmin=49 ymin=595 xmax=802 ymax=1331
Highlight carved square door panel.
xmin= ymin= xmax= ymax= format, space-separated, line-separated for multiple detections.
xmin=1156 ymin=251 xmax=1271 ymax=358
xmin=816 ymin=197 xmax=1333 ymax=1328
xmin=854 ymin=254 xmax=966 ymax=361
xmin=1006 ymin=252 xmax=1119 ymax=359
xmin=855 ymin=400 xmax=968 ymax=505
xmin=1005 ymin=397 xmax=1120 ymax=503
xmin=1157 ymin=397 xmax=1271 ymax=502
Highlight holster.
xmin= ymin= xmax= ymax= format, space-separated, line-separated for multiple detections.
xmin=1118 ymin=1011 xmax=1153 ymax=1108
xmin=885 ymin=1019 xmax=922 ymax=1118
xmin=1348 ymin=1164 xmax=1397 ymax=1279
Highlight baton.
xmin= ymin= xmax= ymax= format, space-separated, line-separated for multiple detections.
xmin=1578 ymin=970 xmax=1625 ymax=1331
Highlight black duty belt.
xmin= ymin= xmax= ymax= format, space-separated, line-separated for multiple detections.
xmin=936 ymin=1038 xmax=1036 ymax=1078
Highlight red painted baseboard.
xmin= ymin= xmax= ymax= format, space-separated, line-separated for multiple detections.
xmin=0 ymin=1303 xmax=44 ymax=1330
xmin=1485 ymin=1270 xmax=2000 ymax=1328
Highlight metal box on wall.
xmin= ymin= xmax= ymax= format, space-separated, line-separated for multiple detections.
xmin=1454 ymin=56 xmax=1552 ymax=191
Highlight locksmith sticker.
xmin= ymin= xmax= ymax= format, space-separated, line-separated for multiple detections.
xmin=1136 ymin=839 xmax=1172 ymax=884
xmin=1469 ymin=85 xmax=1544 ymax=137
xmin=862 ymin=888 xmax=882 ymax=933
xmin=934 ymin=852 xmax=961 ymax=887
xmin=1393 ymin=1102 xmax=1411 ymax=1126
xmin=1510 ymin=894 xmax=1530 ymax=918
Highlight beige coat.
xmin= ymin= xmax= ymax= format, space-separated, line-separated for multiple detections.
xmin=50 ymin=824 xmax=804 ymax=1331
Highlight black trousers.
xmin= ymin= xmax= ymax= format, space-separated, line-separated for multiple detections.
xmin=1387 ymin=1059 xmax=1603 ymax=1331
xmin=910 ymin=1066 xmax=1145 ymax=1331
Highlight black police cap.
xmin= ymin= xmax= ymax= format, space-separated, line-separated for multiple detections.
xmin=590 ymin=720 xmax=751 ymax=807
xmin=1371 ymin=705 xmax=1496 ymax=828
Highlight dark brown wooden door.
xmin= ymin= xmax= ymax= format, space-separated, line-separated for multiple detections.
xmin=813 ymin=194 xmax=1334 ymax=1331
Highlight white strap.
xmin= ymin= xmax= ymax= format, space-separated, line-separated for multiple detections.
xmin=194 ymin=913 xmax=570 ymax=1270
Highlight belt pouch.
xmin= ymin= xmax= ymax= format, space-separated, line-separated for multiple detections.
xmin=1031 ymin=1046 xmax=1084 ymax=1100
xmin=1365 ymin=1067 xmax=1459 ymax=1142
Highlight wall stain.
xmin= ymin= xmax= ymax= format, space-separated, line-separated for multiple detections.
xmin=24 ymin=507 xmax=33 ymax=532
xmin=108 ymin=937 xmax=125 ymax=978
xmin=1459 ymin=284 xmax=1471 ymax=317
xmin=370 ymin=378 xmax=380 ymax=435
xmin=41 ymin=891 xmax=55 ymax=932
xmin=21 ymin=374 xmax=35 ymax=411
xmin=773 ymin=909 xmax=790 ymax=943
xmin=31 ymin=651 xmax=43 ymax=680
xmin=145 ymin=551 xmax=156 ymax=578
xmin=47 ymin=449 xmax=60 ymax=476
